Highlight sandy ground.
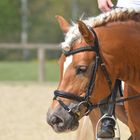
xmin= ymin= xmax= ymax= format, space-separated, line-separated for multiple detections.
xmin=0 ymin=82 xmax=131 ymax=140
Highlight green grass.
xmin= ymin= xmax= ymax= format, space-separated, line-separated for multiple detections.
xmin=0 ymin=61 xmax=60 ymax=81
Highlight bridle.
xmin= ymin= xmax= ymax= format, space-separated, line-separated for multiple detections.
xmin=53 ymin=26 xmax=140 ymax=119
xmin=53 ymin=27 xmax=113 ymax=119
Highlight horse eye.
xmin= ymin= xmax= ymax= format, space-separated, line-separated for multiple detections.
xmin=75 ymin=65 xmax=88 ymax=75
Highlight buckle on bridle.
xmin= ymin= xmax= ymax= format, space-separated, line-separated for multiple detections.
xmin=65 ymin=101 xmax=92 ymax=119
xmin=70 ymin=101 xmax=89 ymax=119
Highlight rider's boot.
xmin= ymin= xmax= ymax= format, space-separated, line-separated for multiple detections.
xmin=97 ymin=117 xmax=116 ymax=138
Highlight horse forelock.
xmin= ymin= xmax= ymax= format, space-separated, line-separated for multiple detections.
xmin=61 ymin=7 xmax=140 ymax=52
xmin=61 ymin=24 xmax=81 ymax=51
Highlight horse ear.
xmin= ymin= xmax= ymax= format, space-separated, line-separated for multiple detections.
xmin=78 ymin=20 xmax=94 ymax=43
xmin=56 ymin=15 xmax=70 ymax=33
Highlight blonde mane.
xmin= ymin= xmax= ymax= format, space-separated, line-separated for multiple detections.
xmin=61 ymin=7 xmax=140 ymax=51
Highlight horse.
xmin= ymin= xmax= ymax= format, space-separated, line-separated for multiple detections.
xmin=47 ymin=8 xmax=140 ymax=140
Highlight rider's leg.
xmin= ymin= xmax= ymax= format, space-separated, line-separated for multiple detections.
xmin=97 ymin=98 xmax=116 ymax=138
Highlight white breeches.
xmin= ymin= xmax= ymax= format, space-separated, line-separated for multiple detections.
xmin=117 ymin=0 xmax=140 ymax=11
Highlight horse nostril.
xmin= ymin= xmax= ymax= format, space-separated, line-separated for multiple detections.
xmin=50 ymin=115 xmax=64 ymax=125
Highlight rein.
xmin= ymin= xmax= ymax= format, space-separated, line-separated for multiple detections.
xmin=53 ymin=27 xmax=140 ymax=119
xmin=93 ymin=92 xmax=140 ymax=109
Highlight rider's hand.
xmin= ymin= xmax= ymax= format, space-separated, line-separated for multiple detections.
xmin=97 ymin=0 xmax=114 ymax=12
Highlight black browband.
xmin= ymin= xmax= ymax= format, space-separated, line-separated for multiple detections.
xmin=63 ymin=45 xmax=98 ymax=57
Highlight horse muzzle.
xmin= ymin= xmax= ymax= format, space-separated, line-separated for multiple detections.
xmin=47 ymin=105 xmax=79 ymax=133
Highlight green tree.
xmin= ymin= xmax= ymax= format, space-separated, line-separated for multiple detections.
xmin=0 ymin=0 xmax=100 ymax=43
xmin=0 ymin=0 xmax=20 ymax=42
xmin=28 ymin=0 xmax=99 ymax=43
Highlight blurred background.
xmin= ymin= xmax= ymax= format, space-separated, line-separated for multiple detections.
xmin=0 ymin=1 xmax=130 ymax=140
xmin=0 ymin=0 xmax=100 ymax=83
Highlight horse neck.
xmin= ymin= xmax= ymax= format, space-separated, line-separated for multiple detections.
xmin=96 ymin=21 xmax=140 ymax=90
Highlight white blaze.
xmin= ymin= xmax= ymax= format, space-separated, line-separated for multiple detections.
xmin=63 ymin=55 xmax=73 ymax=76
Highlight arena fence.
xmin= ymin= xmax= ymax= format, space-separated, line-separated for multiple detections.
xmin=0 ymin=43 xmax=60 ymax=82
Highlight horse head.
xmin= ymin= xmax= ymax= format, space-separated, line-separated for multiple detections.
xmin=47 ymin=16 xmax=114 ymax=133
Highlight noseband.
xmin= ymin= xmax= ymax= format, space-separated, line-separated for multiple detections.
xmin=53 ymin=27 xmax=113 ymax=119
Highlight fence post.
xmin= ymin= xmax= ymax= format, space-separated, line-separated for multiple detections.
xmin=38 ymin=48 xmax=45 ymax=82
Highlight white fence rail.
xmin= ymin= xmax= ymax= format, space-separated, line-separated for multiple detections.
xmin=0 ymin=43 xmax=60 ymax=82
